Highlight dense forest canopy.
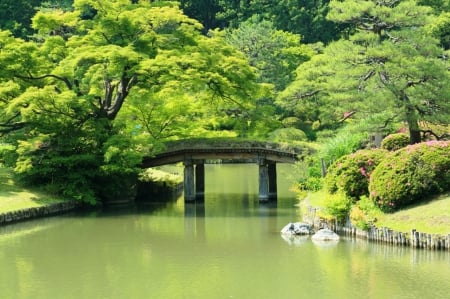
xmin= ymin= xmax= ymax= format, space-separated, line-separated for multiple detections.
xmin=0 ymin=0 xmax=448 ymax=203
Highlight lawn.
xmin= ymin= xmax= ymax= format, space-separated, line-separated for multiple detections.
xmin=376 ymin=193 xmax=450 ymax=234
xmin=0 ymin=166 xmax=65 ymax=213
xmin=304 ymin=190 xmax=450 ymax=235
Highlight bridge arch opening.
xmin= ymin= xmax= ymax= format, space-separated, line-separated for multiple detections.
xmin=183 ymin=159 xmax=278 ymax=202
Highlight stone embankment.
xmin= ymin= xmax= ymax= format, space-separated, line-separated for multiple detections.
xmin=0 ymin=201 xmax=77 ymax=226
xmin=303 ymin=205 xmax=450 ymax=251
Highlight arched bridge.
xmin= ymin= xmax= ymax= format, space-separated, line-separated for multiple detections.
xmin=141 ymin=139 xmax=310 ymax=202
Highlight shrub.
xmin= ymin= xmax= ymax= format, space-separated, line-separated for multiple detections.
xmin=323 ymin=192 xmax=352 ymax=222
xmin=324 ymin=149 xmax=388 ymax=200
xmin=381 ymin=133 xmax=410 ymax=151
xmin=369 ymin=141 xmax=450 ymax=212
xmin=350 ymin=206 xmax=371 ymax=230
xmin=268 ymin=127 xmax=307 ymax=142
xmin=0 ymin=143 xmax=17 ymax=167
xmin=350 ymin=196 xmax=382 ymax=230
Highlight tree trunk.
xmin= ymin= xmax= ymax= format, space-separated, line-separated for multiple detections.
xmin=405 ymin=102 xmax=421 ymax=144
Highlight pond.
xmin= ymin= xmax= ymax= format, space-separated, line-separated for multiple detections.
xmin=0 ymin=164 xmax=449 ymax=299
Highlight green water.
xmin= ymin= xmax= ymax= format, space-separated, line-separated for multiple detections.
xmin=0 ymin=164 xmax=449 ymax=299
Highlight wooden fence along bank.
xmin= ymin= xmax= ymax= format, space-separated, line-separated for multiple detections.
xmin=304 ymin=206 xmax=450 ymax=251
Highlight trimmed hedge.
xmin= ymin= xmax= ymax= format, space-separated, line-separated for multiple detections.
xmin=369 ymin=141 xmax=450 ymax=212
xmin=381 ymin=133 xmax=410 ymax=151
xmin=324 ymin=149 xmax=388 ymax=200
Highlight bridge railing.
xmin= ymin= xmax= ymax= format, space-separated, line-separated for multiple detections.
xmin=154 ymin=138 xmax=312 ymax=156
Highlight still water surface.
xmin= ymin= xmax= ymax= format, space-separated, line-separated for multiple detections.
xmin=1 ymin=164 xmax=449 ymax=299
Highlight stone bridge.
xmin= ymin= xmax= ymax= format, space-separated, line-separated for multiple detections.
xmin=141 ymin=139 xmax=308 ymax=202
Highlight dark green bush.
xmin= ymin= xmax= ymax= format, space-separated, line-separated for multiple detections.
xmin=369 ymin=141 xmax=450 ymax=212
xmin=381 ymin=133 xmax=410 ymax=151
xmin=324 ymin=149 xmax=388 ymax=200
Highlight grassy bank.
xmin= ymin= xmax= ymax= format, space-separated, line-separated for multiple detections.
xmin=305 ymin=190 xmax=450 ymax=235
xmin=0 ymin=166 xmax=66 ymax=213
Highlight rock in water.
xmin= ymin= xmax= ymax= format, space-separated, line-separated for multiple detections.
xmin=280 ymin=222 xmax=313 ymax=235
xmin=311 ymin=228 xmax=340 ymax=241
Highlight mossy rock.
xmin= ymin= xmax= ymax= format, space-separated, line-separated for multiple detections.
xmin=369 ymin=141 xmax=450 ymax=212
xmin=324 ymin=149 xmax=388 ymax=200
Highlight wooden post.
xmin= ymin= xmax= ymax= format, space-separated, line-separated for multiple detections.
xmin=195 ymin=162 xmax=205 ymax=200
xmin=268 ymin=162 xmax=277 ymax=200
xmin=321 ymin=158 xmax=327 ymax=177
xmin=258 ymin=158 xmax=269 ymax=202
xmin=184 ymin=160 xmax=195 ymax=202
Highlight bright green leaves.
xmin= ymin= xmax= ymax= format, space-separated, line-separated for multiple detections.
xmin=32 ymin=10 xmax=79 ymax=37
xmin=0 ymin=0 xmax=266 ymax=203
xmin=8 ymin=86 xmax=91 ymax=133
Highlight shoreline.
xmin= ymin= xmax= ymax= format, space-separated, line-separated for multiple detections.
xmin=0 ymin=201 xmax=78 ymax=226
xmin=302 ymin=205 xmax=450 ymax=251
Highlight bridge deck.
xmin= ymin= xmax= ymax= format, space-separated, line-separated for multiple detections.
xmin=141 ymin=147 xmax=298 ymax=167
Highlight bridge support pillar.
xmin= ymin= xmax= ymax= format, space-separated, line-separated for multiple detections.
xmin=268 ymin=162 xmax=277 ymax=200
xmin=184 ymin=160 xmax=195 ymax=202
xmin=195 ymin=162 xmax=205 ymax=200
xmin=258 ymin=159 xmax=269 ymax=202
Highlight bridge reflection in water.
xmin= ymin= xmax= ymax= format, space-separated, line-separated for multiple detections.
xmin=142 ymin=146 xmax=298 ymax=202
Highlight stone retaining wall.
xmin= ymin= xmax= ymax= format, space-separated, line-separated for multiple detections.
xmin=303 ymin=205 xmax=450 ymax=251
xmin=0 ymin=201 xmax=77 ymax=226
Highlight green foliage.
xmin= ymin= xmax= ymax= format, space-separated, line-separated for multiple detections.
xmin=381 ymin=133 xmax=410 ymax=151
xmin=323 ymin=192 xmax=352 ymax=222
xmin=139 ymin=168 xmax=182 ymax=188
xmin=215 ymin=0 xmax=344 ymax=44
xmin=0 ymin=143 xmax=16 ymax=167
xmin=319 ymin=125 xmax=368 ymax=166
xmin=349 ymin=195 xmax=383 ymax=230
xmin=0 ymin=1 xmax=267 ymax=204
xmin=268 ymin=128 xmax=307 ymax=143
xmin=226 ymin=16 xmax=313 ymax=91
xmin=325 ymin=149 xmax=388 ymax=200
xmin=280 ymin=0 xmax=450 ymax=144
xmin=0 ymin=0 xmax=41 ymax=38
xmin=426 ymin=11 xmax=450 ymax=50
xmin=349 ymin=206 xmax=371 ymax=230
xmin=369 ymin=141 xmax=450 ymax=212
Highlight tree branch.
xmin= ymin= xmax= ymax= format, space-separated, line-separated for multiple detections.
xmin=420 ymin=129 xmax=450 ymax=140
xmin=0 ymin=111 xmax=27 ymax=135
xmin=292 ymin=90 xmax=320 ymax=100
xmin=14 ymin=73 xmax=73 ymax=90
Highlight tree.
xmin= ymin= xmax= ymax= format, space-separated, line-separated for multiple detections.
xmin=0 ymin=0 xmax=73 ymax=39
xmin=180 ymin=0 xmax=345 ymax=44
xmin=0 ymin=0 xmax=42 ymax=38
xmin=225 ymin=16 xmax=315 ymax=138
xmin=0 ymin=0 xmax=262 ymax=203
xmin=279 ymin=0 xmax=450 ymax=144
xmin=179 ymin=0 xmax=222 ymax=33
xmin=267 ymin=0 xmax=347 ymax=44
xmin=226 ymin=16 xmax=313 ymax=91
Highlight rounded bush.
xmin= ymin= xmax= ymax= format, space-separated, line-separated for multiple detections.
xmin=381 ymin=133 xmax=410 ymax=151
xmin=369 ymin=141 xmax=450 ymax=212
xmin=268 ymin=127 xmax=307 ymax=142
xmin=324 ymin=149 xmax=388 ymax=200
